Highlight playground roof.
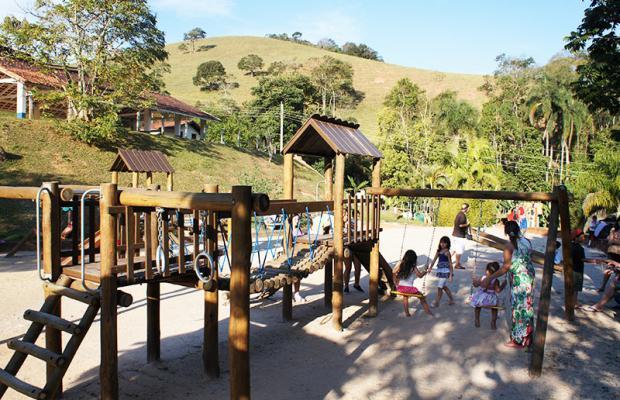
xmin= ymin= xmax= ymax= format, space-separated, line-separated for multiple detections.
xmin=110 ymin=149 xmax=175 ymax=174
xmin=283 ymin=114 xmax=382 ymax=158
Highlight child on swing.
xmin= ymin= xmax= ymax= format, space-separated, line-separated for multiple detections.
xmin=427 ymin=236 xmax=455 ymax=307
xmin=471 ymin=261 xmax=507 ymax=329
xmin=393 ymin=250 xmax=433 ymax=317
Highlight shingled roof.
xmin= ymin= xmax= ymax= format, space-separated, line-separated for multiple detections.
xmin=110 ymin=149 xmax=174 ymax=173
xmin=283 ymin=114 xmax=382 ymax=158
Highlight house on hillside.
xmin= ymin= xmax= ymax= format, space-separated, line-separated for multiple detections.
xmin=0 ymin=53 xmax=218 ymax=139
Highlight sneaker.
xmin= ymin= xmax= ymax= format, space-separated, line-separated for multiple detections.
xmin=294 ymin=292 xmax=306 ymax=303
xmin=353 ymin=284 xmax=364 ymax=292
xmin=344 ymin=286 xmax=350 ymax=293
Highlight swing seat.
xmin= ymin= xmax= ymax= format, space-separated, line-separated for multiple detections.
xmin=391 ymin=290 xmax=426 ymax=299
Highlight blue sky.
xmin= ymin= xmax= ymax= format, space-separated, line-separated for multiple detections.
xmin=0 ymin=0 xmax=589 ymax=74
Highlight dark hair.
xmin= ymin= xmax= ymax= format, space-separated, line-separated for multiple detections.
xmin=397 ymin=250 xmax=417 ymax=280
xmin=486 ymin=261 xmax=500 ymax=274
xmin=462 ymin=203 xmax=469 ymax=210
xmin=504 ymin=220 xmax=521 ymax=250
xmin=437 ymin=236 xmax=451 ymax=252
xmin=592 ymin=215 xmax=597 ymax=221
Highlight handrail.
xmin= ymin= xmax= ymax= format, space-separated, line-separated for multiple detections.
xmin=365 ymin=187 xmax=559 ymax=202
xmin=0 ymin=185 xmax=40 ymax=200
xmin=35 ymin=187 xmax=52 ymax=282
xmin=80 ymin=189 xmax=101 ymax=293
xmin=256 ymin=200 xmax=333 ymax=216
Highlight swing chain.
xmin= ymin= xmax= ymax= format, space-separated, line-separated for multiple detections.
xmin=155 ymin=207 xmax=168 ymax=274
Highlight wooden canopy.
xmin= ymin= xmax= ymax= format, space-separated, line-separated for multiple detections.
xmin=110 ymin=149 xmax=174 ymax=173
xmin=283 ymin=114 xmax=382 ymax=158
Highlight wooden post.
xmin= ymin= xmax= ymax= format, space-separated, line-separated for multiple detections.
xmin=282 ymin=153 xmax=294 ymax=321
xmin=368 ymin=158 xmax=381 ymax=317
xmin=145 ymin=172 xmax=153 ymax=187
xmin=203 ymin=184 xmax=220 ymax=378
xmin=324 ymin=157 xmax=333 ymax=308
xmin=229 ymin=186 xmax=252 ymax=400
xmin=146 ymin=191 xmax=160 ymax=362
xmin=42 ymin=182 xmax=62 ymax=395
xmin=332 ymin=153 xmax=346 ymax=330
xmin=557 ymin=185 xmax=575 ymax=321
xmin=111 ymin=171 xmax=118 ymax=185
xmin=167 ymin=173 xmax=174 ymax=191
xmin=529 ymin=194 xmax=560 ymax=377
xmin=100 ymin=183 xmax=118 ymax=399
xmin=132 ymin=172 xmax=139 ymax=188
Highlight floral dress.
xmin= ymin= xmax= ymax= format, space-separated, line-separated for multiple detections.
xmin=508 ymin=237 xmax=535 ymax=345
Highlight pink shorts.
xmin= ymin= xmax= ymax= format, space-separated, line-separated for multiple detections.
xmin=397 ymin=285 xmax=420 ymax=295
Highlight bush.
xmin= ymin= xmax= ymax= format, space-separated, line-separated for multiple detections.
xmin=437 ymin=198 xmax=499 ymax=228
xmin=62 ymin=113 xmax=124 ymax=145
xmin=237 ymin=171 xmax=282 ymax=198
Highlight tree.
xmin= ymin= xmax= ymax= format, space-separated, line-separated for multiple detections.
xmin=292 ymin=31 xmax=302 ymax=41
xmin=307 ymin=56 xmax=362 ymax=115
xmin=317 ymin=38 xmax=339 ymax=52
xmin=183 ymin=27 xmax=206 ymax=52
xmin=193 ymin=61 xmax=227 ymax=91
xmin=341 ymin=42 xmax=382 ymax=61
xmin=238 ymin=54 xmax=264 ymax=76
xmin=565 ymin=0 xmax=620 ymax=114
xmin=0 ymin=0 xmax=167 ymax=126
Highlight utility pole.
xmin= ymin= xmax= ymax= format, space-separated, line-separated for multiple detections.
xmin=280 ymin=101 xmax=284 ymax=153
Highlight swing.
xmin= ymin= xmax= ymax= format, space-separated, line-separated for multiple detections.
xmin=391 ymin=198 xmax=442 ymax=299
xmin=469 ymin=201 xmax=506 ymax=311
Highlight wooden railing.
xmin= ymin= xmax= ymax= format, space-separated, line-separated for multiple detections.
xmin=343 ymin=192 xmax=380 ymax=244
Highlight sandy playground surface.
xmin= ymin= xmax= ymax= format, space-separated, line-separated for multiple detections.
xmin=0 ymin=225 xmax=619 ymax=399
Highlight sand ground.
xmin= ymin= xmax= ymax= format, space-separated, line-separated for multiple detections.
xmin=0 ymin=225 xmax=619 ymax=399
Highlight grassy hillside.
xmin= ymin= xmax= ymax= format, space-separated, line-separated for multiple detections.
xmin=0 ymin=116 xmax=322 ymax=238
xmin=164 ymin=36 xmax=487 ymax=140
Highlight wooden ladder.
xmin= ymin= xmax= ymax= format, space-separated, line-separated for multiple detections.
xmin=0 ymin=275 xmax=100 ymax=399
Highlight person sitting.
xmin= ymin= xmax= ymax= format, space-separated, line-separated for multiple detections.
xmin=598 ymin=221 xmax=620 ymax=292
xmin=587 ymin=216 xmax=598 ymax=247
xmin=586 ymin=260 xmax=620 ymax=312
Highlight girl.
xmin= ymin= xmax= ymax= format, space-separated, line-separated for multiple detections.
xmin=427 ymin=236 xmax=455 ymax=307
xmin=471 ymin=261 xmax=507 ymax=329
xmin=393 ymin=250 xmax=433 ymax=317
xmin=487 ymin=220 xmax=535 ymax=348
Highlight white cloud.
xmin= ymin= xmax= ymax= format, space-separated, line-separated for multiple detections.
xmin=151 ymin=0 xmax=234 ymax=17
xmin=293 ymin=9 xmax=361 ymax=45
xmin=0 ymin=0 xmax=33 ymax=19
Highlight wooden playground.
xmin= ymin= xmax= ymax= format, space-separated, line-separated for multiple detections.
xmin=0 ymin=115 xmax=578 ymax=400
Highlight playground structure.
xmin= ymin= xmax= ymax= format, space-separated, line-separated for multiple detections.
xmin=0 ymin=115 xmax=576 ymax=399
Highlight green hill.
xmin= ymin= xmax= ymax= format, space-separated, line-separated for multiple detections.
xmin=164 ymin=36 xmax=487 ymax=140
xmin=0 ymin=116 xmax=322 ymax=238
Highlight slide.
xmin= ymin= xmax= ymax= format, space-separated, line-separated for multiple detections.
xmin=61 ymin=230 xmax=101 ymax=266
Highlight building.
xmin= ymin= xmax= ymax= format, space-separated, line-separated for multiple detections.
xmin=0 ymin=54 xmax=217 ymax=139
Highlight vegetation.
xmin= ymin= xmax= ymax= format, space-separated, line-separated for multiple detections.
xmin=183 ymin=27 xmax=207 ymax=53
xmin=0 ymin=0 xmax=168 ymax=143
xmin=238 ymin=54 xmax=264 ymax=76
xmin=266 ymin=32 xmax=383 ymax=61
xmin=193 ymin=60 xmax=230 ymax=91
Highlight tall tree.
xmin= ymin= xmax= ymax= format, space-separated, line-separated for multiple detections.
xmin=307 ymin=56 xmax=361 ymax=115
xmin=183 ymin=27 xmax=207 ymax=52
xmin=193 ymin=60 xmax=227 ymax=91
xmin=565 ymin=0 xmax=620 ymax=114
xmin=0 ymin=0 xmax=168 ymax=121
xmin=237 ymin=54 xmax=264 ymax=76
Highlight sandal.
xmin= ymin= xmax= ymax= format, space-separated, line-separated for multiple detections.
xmin=584 ymin=305 xmax=601 ymax=312
xmin=503 ymin=341 xmax=522 ymax=348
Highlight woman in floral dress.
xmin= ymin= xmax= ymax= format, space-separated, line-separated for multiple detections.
xmin=487 ymin=220 xmax=535 ymax=348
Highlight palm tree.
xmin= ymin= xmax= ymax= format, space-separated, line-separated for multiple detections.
xmin=576 ymin=146 xmax=620 ymax=216
xmin=448 ymin=136 xmax=502 ymax=190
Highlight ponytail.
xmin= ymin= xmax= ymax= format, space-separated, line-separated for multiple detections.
xmin=504 ymin=220 xmax=521 ymax=250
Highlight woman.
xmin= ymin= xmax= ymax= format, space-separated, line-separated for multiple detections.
xmin=484 ymin=220 xmax=535 ymax=348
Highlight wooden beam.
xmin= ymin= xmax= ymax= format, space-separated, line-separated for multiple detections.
xmin=557 ymin=185 xmax=575 ymax=321
xmin=42 ymin=182 xmax=62 ymax=396
xmin=282 ymin=153 xmax=294 ymax=321
xmin=99 ymin=183 xmax=119 ymax=399
xmin=529 ymin=195 xmax=560 ymax=377
xmin=366 ymin=187 xmax=558 ymax=202
xmin=324 ymin=157 xmax=333 ymax=308
xmin=368 ymin=159 xmax=381 ymax=317
xmin=229 ymin=186 xmax=252 ymax=400
xmin=332 ymin=153 xmax=346 ymax=330
xmin=203 ymin=184 xmax=220 ymax=378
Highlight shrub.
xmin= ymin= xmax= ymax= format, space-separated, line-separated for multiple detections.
xmin=436 ymin=198 xmax=499 ymax=228
xmin=62 ymin=113 xmax=125 ymax=145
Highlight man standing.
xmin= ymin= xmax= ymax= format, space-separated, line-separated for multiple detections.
xmin=452 ymin=203 xmax=470 ymax=269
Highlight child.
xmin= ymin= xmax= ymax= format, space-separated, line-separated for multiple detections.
xmin=393 ymin=250 xmax=433 ymax=317
xmin=471 ymin=261 xmax=506 ymax=329
xmin=427 ymin=236 xmax=455 ymax=307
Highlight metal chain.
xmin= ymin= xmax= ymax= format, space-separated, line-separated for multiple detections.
xmin=155 ymin=207 xmax=167 ymax=274
xmin=423 ymin=198 xmax=441 ymax=294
